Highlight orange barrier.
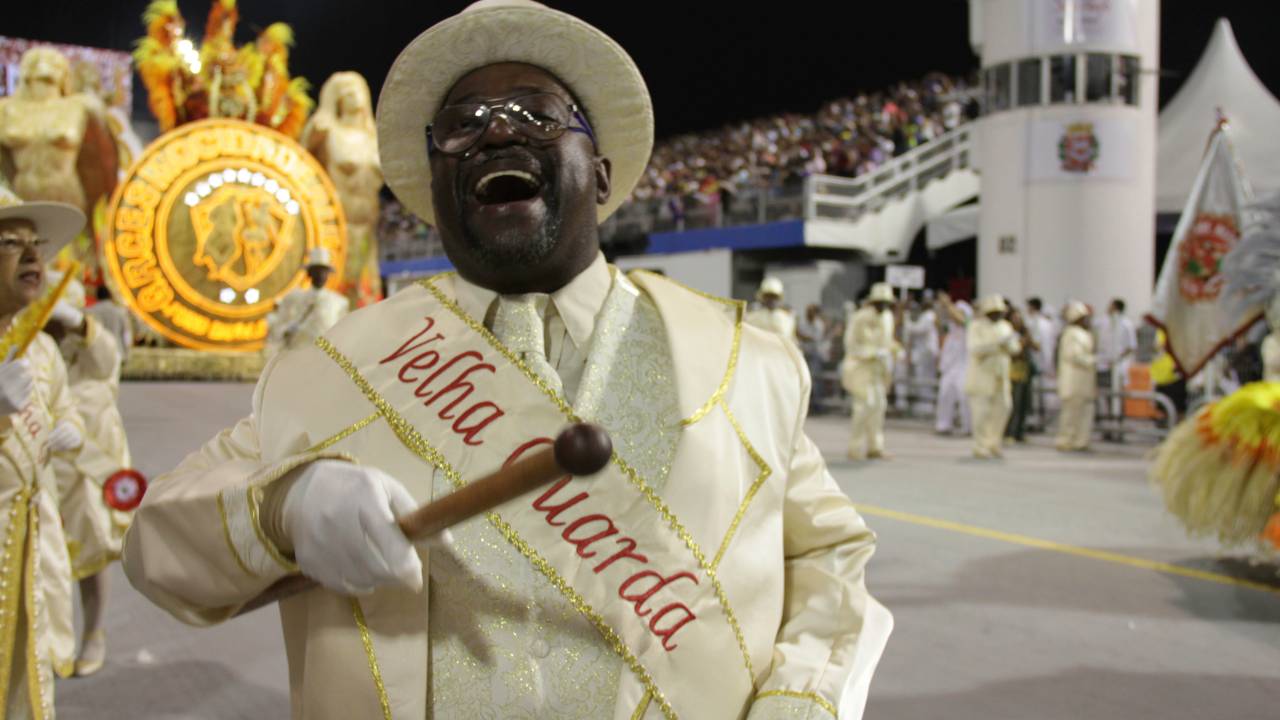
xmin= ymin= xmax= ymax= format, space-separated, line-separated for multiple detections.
xmin=1124 ymin=363 xmax=1158 ymax=418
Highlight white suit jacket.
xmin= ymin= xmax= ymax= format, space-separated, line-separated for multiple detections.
xmin=123 ymin=269 xmax=891 ymax=720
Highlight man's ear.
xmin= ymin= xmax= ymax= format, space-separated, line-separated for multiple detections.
xmin=595 ymin=156 xmax=612 ymax=206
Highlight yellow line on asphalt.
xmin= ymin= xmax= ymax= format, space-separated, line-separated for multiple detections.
xmin=854 ymin=503 xmax=1280 ymax=596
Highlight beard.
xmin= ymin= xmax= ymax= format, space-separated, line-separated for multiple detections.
xmin=459 ymin=181 xmax=562 ymax=270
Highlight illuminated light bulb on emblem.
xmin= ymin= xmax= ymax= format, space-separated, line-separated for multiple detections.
xmin=237 ymin=168 xmax=251 ymax=183
xmin=208 ymin=174 xmax=223 ymax=188
xmin=196 ymin=182 xmax=211 ymax=197
xmin=286 ymin=201 xmax=300 ymax=215
xmin=263 ymin=179 xmax=280 ymax=194
xmin=245 ymin=288 xmax=260 ymax=304
xmin=251 ymin=172 xmax=266 ymax=187
xmin=219 ymin=288 xmax=236 ymax=304
xmin=184 ymin=192 xmax=199 ymax=207
xmin=223 ymin=169 xmax=237 ymax=182
xmin=275 ymin=188 xmax=290 ymax=203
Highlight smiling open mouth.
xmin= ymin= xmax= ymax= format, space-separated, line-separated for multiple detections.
xmin=474 ymin=170 xmax=543 ymax=205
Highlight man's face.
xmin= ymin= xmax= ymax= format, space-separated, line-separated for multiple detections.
xmin=761 ymin=293 xmax=781 ymax=309
xmin=429 ymin=62 xmax=611 ymax=294
xmin=0 ymin=219 xmax=45 ymax=316
xmin=871 ymin=301 xmax=890 ymax=314
xmin=306 ymin=265 xmax=331 ymax=288
xmin=986 ymin=311 xmax=1003 ymax=323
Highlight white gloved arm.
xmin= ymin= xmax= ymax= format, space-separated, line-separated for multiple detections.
xmin=49 ymin=300 xmax=85 ymax=332
xmin=48 ymin=420 xmax=83 ymax=452
xmin=281 ymin=460 xmax=426 ymax=596
xmin=0 ymin=351 xmax=33 ymax=416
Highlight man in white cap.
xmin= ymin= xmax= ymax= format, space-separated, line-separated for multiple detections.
xmin=268 ymin=246 xmax=351 ymax=354
xmin=934 ymin=292 xmax=971 ymax=435
xmin=0 ymin=190 xmax=85 ymax=716
xmin=964 ymin=295 xmax=1021 ymax=458
xmin=122 ymin=3 xmax=890 ymax=719
xmin=1056 ymin=301 xmax=1097 ymax=451
xmin=841 ymin=282 xmax=899 ymax=460
xmin=744 ymin=275 xmax=797 ymax=343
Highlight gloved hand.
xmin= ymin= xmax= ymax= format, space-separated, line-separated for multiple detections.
xmin=0 ymin=350 xmax=33 ymax=416
xmin=282 ymin=461 xmax=432 ymax=596
xmin=49 ymin=301 xmax=84 ymax=330
xmin=48 ymin=420 xmax=82 ymax=452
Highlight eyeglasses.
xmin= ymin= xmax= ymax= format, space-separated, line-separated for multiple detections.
xmin=0 ymin=236 xmax=48 ymax=256
xmin=426 ymin=92 xmax=597 ymax=157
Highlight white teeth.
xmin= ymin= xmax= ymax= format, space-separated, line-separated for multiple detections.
xmin=475 ymin=170 xmax=538 ymax=195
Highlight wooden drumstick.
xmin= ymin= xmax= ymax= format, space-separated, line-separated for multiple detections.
xmin=234 ymin=423 xmax=612 ymax=616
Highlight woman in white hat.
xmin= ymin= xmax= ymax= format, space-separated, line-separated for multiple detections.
xmin=268 ymin=246 xmax=351 ymax=354
xmin=1055 ymin=301 xmax=1097 ymax=451
xmin=124 ymin=3 xmax=889 ymax=719
xmin=964 ymin=294 xmax=1022 ymax=458
xmin=0 ymin=192 xmax=86 ymax=716
xmin=841 ymin=282 xmax=899 ymax=459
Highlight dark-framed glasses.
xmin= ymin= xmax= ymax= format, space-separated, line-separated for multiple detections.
xmin=0 ymin=235 xmax=48 ymax=256
xmin=426 ymin=92 xmax=597 ymax=157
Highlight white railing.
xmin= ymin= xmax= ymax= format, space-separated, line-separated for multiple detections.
xmin=804 ymin=123 xmax=975 ymax=223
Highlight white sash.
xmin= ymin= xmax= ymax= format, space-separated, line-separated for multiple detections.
xmin=318 ymin=279 xmax=754 ymax=718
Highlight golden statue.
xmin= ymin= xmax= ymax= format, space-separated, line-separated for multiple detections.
xmin=0 ymin=47 xmax=119 ymax=274
xmin=302 ymin=72 xmax=382 ymax=306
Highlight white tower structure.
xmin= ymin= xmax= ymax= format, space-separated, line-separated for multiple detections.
xmin=970 ymin=0 xmax=1160 ymax=312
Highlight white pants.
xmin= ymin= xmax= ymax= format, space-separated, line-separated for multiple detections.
xmin=1056 ymin=397 xmax=1094 ymax=450
xmin=968 ymin=393 xmax=1011 ymax=456
xmin=936 ymin=368 xmax=969 ymax=433
xmin=849 ymin=387 xmax=888 ymax=458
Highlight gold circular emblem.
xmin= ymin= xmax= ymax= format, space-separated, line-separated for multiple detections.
xmin=104 ymin=118 xmax=347 ymax=352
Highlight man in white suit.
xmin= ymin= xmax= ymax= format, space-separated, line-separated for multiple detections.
xmin=268 ymin=247 xmax=351 ymax=355
xmin=122 ymin=3 xmax=891 ymax=719
xmin=965 ymin=295 xmax=1021 ymax=459
xmin=842 ymin=282 xmax=898 ymax=460
xmin=1056 ymin=301 xmax=1097 ymax=451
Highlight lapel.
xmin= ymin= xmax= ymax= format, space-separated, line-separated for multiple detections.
xmin=626 ymin=270 xmax=743 ymax=425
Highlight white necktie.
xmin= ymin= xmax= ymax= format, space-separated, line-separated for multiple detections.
xmin=491 ymin=294 xmax=564 ymax=396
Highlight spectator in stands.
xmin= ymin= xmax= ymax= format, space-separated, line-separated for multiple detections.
xmin=797 ymin=304 xmax=831 ymax=411
xmin=935 ymin=292 xmax=971 ymax=436
xmin=1004 ymin=307 xmax=1039 ymax=443
xmin=1095 ymin=298 xmax=1137 ymax=437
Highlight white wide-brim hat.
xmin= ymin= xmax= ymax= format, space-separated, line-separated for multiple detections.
xmin=977 ymin=294 xmax=1009 ymax=316
xmin=376 ymin=0 xmax=654 ymax=227
xmin=867 ymin=282 xmax=895 ymax=304
xmin=1063 ymin=300 xmax=1090 ymax=323
xmin=0 ymin=196 xmax=85 ymax=262
xmin=757 ymin=276 xmax=784 ymax=298
xmin=306 ymin=246 xmax=334 ymax=269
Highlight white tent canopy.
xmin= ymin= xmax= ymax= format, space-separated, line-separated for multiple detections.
xmin=1157 ymin=19 xmax=1280 ymax=213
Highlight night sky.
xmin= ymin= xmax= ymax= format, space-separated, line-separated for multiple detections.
xmin=6 ymin=2 xmax=1280 ymax=138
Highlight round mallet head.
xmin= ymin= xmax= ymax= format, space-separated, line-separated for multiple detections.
xmin=553 ymin=423 xmax=613 ymax=476
xmin=104 ymin=469 xmax=148 ymax=511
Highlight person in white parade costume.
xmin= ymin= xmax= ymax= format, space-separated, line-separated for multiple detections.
xmin=267 ymin=247 xmax=351 ymax=355
xmin=965 ymin=295 xmax=1021 ymax=459
xmin=122 ymin=3 xmax=892 ymax=719
xmin=841 ymin=282 xmax=899 ymax=461
xmin=1055 ymin=301 xmax=1097 ymax=452
xmin=744 ymin=276 xmax=797 ymax=343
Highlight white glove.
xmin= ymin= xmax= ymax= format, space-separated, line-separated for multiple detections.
xmin=48 ymin=420 xmax=82 ymax=452
xmin=0 ymin=351 xmax=33 ymax=415
xmin=49 ymin=301 xmax=84 ymax=330
xmin=282 ymin=461 xmax=428 ymax=596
